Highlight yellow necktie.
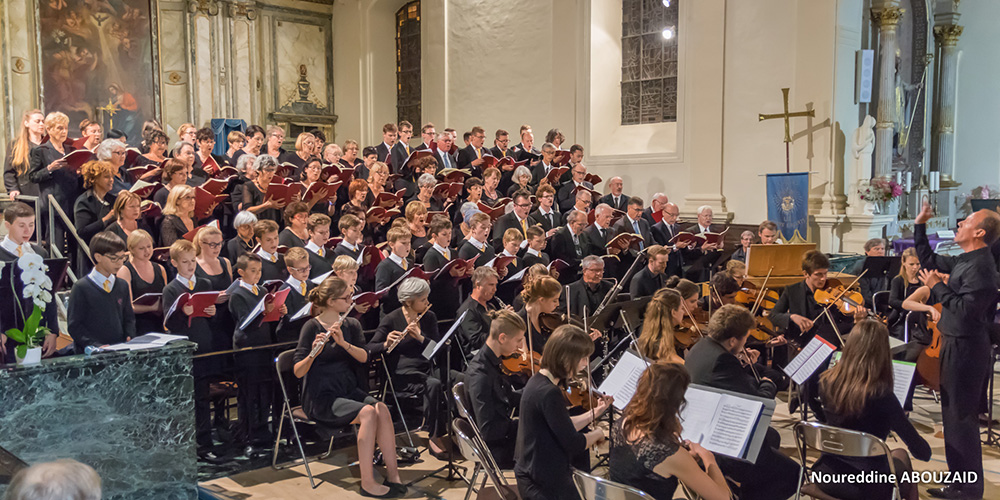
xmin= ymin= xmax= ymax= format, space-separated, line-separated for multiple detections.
xmin=401 ymin=260 xmax=407 ymax=271
xmin=300 ymin=282 xmax=306 ymax=295
xmin=520 ymin=218 xmax=528 ymax=236
xmin=513 ymin=258 xmax=517 ymax=266
xmin=476 ymin=148 xmax=482 ymax=159
xmin=16 ymin=246 xmax=23 ymax=257
xmin=188 ymin=279 xmax=195 ymax=290
xmin=252 ymin=285 xmax=259 ymax=294
xmin=405 ymin=144 xmax=410 ymax=155
xmin=103 ymin=279 xmax=111 ymax=292
xmin=444 ymin=250 xmax=450 ymax=260
xmin=319 ymin=248 xmax=325 ymax=257
xmin=270 ymin=254 xmax=277 ymax=263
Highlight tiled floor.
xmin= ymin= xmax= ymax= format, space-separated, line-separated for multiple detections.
xmin=202 ymin=383 xmax=1000 ymax=499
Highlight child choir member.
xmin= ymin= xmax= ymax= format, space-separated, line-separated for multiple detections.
xmin=67 ymin=232 xmax=135 ymax=353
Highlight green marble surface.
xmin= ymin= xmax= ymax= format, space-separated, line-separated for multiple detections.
xmin=0 ymin=342 xmax=198 ymax=499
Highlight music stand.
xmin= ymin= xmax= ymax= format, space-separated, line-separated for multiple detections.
xmin=971 ymin=199 xmax=1000 ymax=212
xmin=0 ymin=446 xmax=28 ymax=484
xmin=861 ymin=256 xmax=900 ymax=283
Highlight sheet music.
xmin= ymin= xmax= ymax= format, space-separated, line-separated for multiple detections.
xmin=892 ymin=360 xmax=917 ymax=407
xmin=290 ymin=302 xmax=313 ymax=321
xmin=423 ymin=310 xmax=468 ymax=359
xmin=680 ymin=387 xmax=763 ymax=459
xmin=310 ymin=270 xmax=334 ymax=284
xmin=597 ymin=350 xmax=649 ymax=411
xmin=503 ymin=267 xmax=527 ymax=284
xmin=239 ymin=295 xmax=268 ymax=331
xmin=782 ymin=336 xmax=837 ymax=385
xmin=103 ymin=333 xmax=187 ymax=351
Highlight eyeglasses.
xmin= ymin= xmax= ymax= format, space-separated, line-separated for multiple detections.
xmin=104 ymin=253 xmax=128 ymax=263
xmin=290 ymin=265 xmax=312 ymax=272
xmin=202 ymin=241 xmax=223 ymax=249
xmin=181 ymin=195 xmax=196 ymax=200
xmin=515 ymin=203 xmax=532 ymax=209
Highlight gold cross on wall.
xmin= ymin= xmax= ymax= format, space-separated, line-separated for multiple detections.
xmin=758 ymin=87 xmax=815 ymax=172
xmin=97 ymin=99 xmax=119 ymax=129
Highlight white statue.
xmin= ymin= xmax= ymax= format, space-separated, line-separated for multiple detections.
xmin=850 ymin=115 xmax=876 ymax=214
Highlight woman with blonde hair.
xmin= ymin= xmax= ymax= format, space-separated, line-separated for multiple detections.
xmin=817 ymin=320 xmax=930 ymax=500
xmin=177 ymin=123 xmax=197 ymax=144
xmin=116 ymin=229 xmax=168 ymax=336
xmin=106 ymin=190 xmax=147 ymax=242
xmin=512 ymin=263 xmax=552 ymax=311
xmin=160 ymin=184 xmax=197 ymax=246
xmin=518 ymin=275 xmax=563 ymax=353
xmin=29 ymin=111 xmax=78 ymax=244
xmin=4 ymin=109 xmax=44 ymax=199
xmin=404 ymin=200 xmax=428 ymax=248
xmin=888 ymin=247 xmax=931 ymax=353
xmin=637 ymin=288 xmax=686 ymax=364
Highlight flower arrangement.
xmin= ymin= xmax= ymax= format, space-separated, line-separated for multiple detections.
xmin=5 ymin=253 xmax=54 ymax=361
xmin=859 ymin=176 xmax=903 ymax=203
xmin=957 ymin=184 xmax=999 ymax=216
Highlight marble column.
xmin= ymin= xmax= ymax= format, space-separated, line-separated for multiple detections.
xmin=932 ymin=24 xmax=963 ymax=182
xmin=871 ymin=6 xmax=905 ymax=179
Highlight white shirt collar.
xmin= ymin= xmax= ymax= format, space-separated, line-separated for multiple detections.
xmin=433 ymin=243 xmax=451 ymax=258
xmin=239 ymin=279 xmax=258 ymax=294
xmin=388 ymin=252 xmax=407 ymax=268
xmin=286 ymin=276 xmax=306 ymax=295
xmin=88 ymin=269 xmax=115 ymax=290
xmin=174 ymin=273 xmax=197 ymax=289
xmin=526 ymin=247 xmax=540 ymax=257
xmin=305 ymin=240 xmax=325 ymax=256
xmin=568 ymin=226 xmax=578 ymax=238
xmin=1 ymin=236 xmax=32 ymax=256
xmin=339 ymin=240 xmax=359 ymax=252
xmin=257 ymin=248 xmax=278 ymax=262
xmin=595 ymin=221 xmax=609 ymax=231
xmin=468 ymin=237 xmax=486 ymax=250
xmin=699 ymin=224 xmax=710 ymax=233
xmin=502 ymin=249 xmax=516 ymax=258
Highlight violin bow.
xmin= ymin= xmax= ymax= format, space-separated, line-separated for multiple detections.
xmin=751 ymin=266 xmax=775 ymax=316
xmin=678 ymin=298 xmax=704 ymax=337
xmin=526 ymin=307 xmax=537 ymax=376
xmin=742 ymin=347 xmax=761 ymax=382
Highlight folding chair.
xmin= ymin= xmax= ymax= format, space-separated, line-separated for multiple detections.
xmin=871 ymin=290 xmax=890 ymax=318
xmin=571 ymin=468 xmax=653 ymax=500
xmin=271 ymin=349 xmax=353 ymax=488
xmin=453 ymin=382 xmax=514 ymax=500
xmin=793 ymin=421 xmax=901 ymax=500
xmin=452 ymin=418 xmax=520 ymax=500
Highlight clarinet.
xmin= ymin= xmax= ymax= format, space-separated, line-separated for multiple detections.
xmin=309 ymin=303 xmax=355 ymax=358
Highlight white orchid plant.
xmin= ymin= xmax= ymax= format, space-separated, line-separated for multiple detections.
xmin=5 ymin=253 xmax=54 ymax=359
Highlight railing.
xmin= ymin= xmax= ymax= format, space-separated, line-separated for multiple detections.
xmin=47 ymin=194 xmax=93 ymax=280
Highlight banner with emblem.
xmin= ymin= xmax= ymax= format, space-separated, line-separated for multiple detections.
xmin=766 ymin=173 xmax=809 ymax=243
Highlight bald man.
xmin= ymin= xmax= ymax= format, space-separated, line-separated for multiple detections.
xmin=598 ymin=177 xmax=630 ymax=212
xmin=642 ymin=193 xmax=669 ymax=226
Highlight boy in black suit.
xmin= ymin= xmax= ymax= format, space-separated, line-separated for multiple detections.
xmin=1 ymin=203 xmax=58 ymax=362
xmin=67 ymin=232 xmax=135 ymax=353
xmin=253 ymin=219 xmax=287 ymax=283
xmin=304 ymin=213 xmax=334 ymax=279
xmin=275 ymin=247 xmax=316 ymax=342
xmin=522 ymin=226 xmax=550 ymax=268
xmin=458 ymin=212 xmax=496 ymax=264
xmin=374 ymin=225 xmax=412 ymax=317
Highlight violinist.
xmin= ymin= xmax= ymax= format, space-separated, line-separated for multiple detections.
xmin=563 ymin=255 xmax=613 ymax=317
xmin=464 ymin=309 xmax=527 ymax=468
xmin=629 ymin=244 xmax=668 ymax=298
xmin=724 ymin=259 xmax=746 ymax=286
xmin=519 ymin=276 xmax=563 ymax=353
xmin=293 ymin=277 xmax=404 ymax=498
xmin=512 ymin=263 xmax=554 ymax=311
xmin=458 ymin=267 xmax=503 ymax=361
xmin=698 ymin=272 xmax=739 ymax=311
xmin=636 ymin=288 xmax=686 ymax=363
xmin=515 ymin=325 xmax=612 ymax=500
xmin=888 ymin=248 xmax=931 ymax=353
xmin=666 ymin=276 xmax=701 ymax=315
xmin=684 ymin=304 xmax=799 ymax=500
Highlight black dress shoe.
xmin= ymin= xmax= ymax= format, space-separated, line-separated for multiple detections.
xmin=198 ymin=450 xmax=225 ymax=465
xmin=928 ymin=484 xmax=980 ymax=499
xmin=383 ymin=479 xmax=407 ymax=495
xmin=360 ymin=486 xmax=399 ymax=498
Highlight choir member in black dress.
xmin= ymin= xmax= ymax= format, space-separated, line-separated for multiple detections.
xmin=95 ymin=138 xmax=133 ymax=196
xmin=610 ymin=362 xmax=731 ymax=500
xmin=140 ymin=129 xmax=170 ymax=167
xmin=154 ymin=159 xmax=189 ymax=208
xmin=106 ymin=191 xmax=147 ymax=243
xmin=481 ymin=167 xmax=502 ymax=207
xmin=684 ymin=305 xmax=799 ymax=500
xmin=0 ymin=202 xmax=58 ymax=362
xmin=4 ymin=109 xmax=44 ymax=199
xmin=173 ymin=142 xmax=198 ymax=188
xmin=299 ymin=158 xmax=334 ymax=215
xmin=817 ymin=320 xmax=930 ymax=500
xmin=193 ymin=224 xmax=236 ymax=351
xmin=293 ymin=277 xmax=404 ymax=498
xmin=160 ymin=184 xmax=197 ymax=247
xmin=178 ymin=123 xmax=198 ymax=145
xmin=224 ymin=131 xmax=246 ymax=166
xmin=464 ymin=309 xmax=525 ymax=468
xmin=275 ymin=247 xmax=315 ymax=343
xmin=162 ymin=239 xmax=220 ymax=460
xmin=366 ymin=278 xmax=451 ymax=457
xmin=887 ymin=248 xmax=930 ymax=350
xmin=278 ymin=201 xmax=310 ymax=248
xmin=374 ymin=226 xmax=412 ymax=317
xmin=458 ymin=212 xmax=495 ymax=263
xmin=250 ymin=219 xmax=286 ymax=283
xmin=67 ymin=232 xmax=135 ymax=353
xmin=304 ymin=213 xmax=335 ymax=279
xmin=456 ymin=267 xmax=502 ymax=360
xmin=515 ymin=325 xmax=611 ymax=500
xmin=115 ymin=229 xmax=166 ymax=336
xmin=28 ymin=112 xmax=78 ymax=246
xmin=409 ymin=174 xmax=435 ymax=211
xmin=341 ymin=140 xmax=367 ymax=178
xmin=229 ymin=253 xmax=286 ymax=454
xmin=404 ymin=201 xmax=429 ymax=250
xmin=522 ymin=226 xmax=550 ymax=269
xmin=506 ymin=166 xmax=533 ymax=198
xmin=225 ymin=211 xmax=258 ymax=263
xmin=279 ymin=132 xmax=317 ymax=175
xmin=237 ymin=126 xmax=264 ymax=166
xmin=422 ymin=215 xmax=464 ymax=321
xmin=243 ymin=155 xmax=286 ymax=225
xmin=635 ymin=289 xmax=686 ymax=364
xmin=263 ymin=125 xmax=286 ymax=159
xmin=630 ymin=244 xmax=668 ymax=298
xmin=72 ymin=160 xmax=116 ymax=272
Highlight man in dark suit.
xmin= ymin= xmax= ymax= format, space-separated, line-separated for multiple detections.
xmin=389 ymin=120 xmax=414 ymax=175
xmin=548 ymin=210 xmax=590 ymax=283
xmin=650 ymin=202 xmax=686 ymax=279
xmin=612 ymin=197 xmax=653 ymax=284
xmin=529 ymin=184 xmax=560 ymax=235
xmin=584 ymin=203 xmax=616 ymax=256
xmin=629 ymin=244 xmax=669 ymax=298
xmin=563 ymin=255 xmax=614 ymax=317
xmin=556 ymin=163 xmax=596 ymax=213
xmin=562 ymin=189 xmax=594 ymax=226
xmin=512 ymin=125 xmax=539 ymax=163
xmin=414 ymin=122 xmax=436 ymax=151
xmin=682 ymin=205 xmax=725 ymax=282
xmin=641 ymin=193 xmax=669 ymax=227
xmin=489 ymin=129 xmax=515 ymax=159
xmin=597 ymin=176 xmax=629 ymax=212
xmin=432 ymin=132 xmax=457 ymax=172
xmin=529 ymin=143 xmax=558 ymax=187
xmin=457 ymin=126 xmax=489 ymax=177
xmin=374 ymin=123 xmax=397 ymax=166
xmin=685 ymin=304 xmax=800 ymax=500
xmin=492 ymin=190 xmax=533 ymax=250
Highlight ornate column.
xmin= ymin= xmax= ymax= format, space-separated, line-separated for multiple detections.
xmin=871 ymin=6 xmax=904 ymax=179
xmin=932 ymin=24 xmax=963 ymax=182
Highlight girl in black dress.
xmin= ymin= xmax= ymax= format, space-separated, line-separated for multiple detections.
xmin=515 ymin=325 xmax=611 ymax=500
xmin=888 ymin=248 xmax=931 ymax=359
xmin=294 ymin=277 xmax=404 ymax=498
xmin=160 ymin=184 xmax=197 ymax=247
xmin=194 ymin=224 xmax=235 ymax=351
xmin=3 ymin=109 xmax=44 ymax=199
xmin=818 ymin=320 xmax=930 ymax=500
xmin=610 ymin=363 xmax=731 ymax=500
xmin=115 ymin=229 xmax=167 ymax=336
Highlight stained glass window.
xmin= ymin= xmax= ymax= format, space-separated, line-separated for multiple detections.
xmin=396 ymin=1 xmax=421 ymax=127
xmin=622 ymin=0 xmax=678 ymax=125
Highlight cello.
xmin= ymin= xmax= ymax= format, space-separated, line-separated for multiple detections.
xmin=915 ymin=303 xmax=944 ymax=391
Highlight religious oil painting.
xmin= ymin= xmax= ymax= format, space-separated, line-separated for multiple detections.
xmin=38 ymin=0 xmax=159 ymax=145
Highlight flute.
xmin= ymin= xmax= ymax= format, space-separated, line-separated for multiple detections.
xmin=309 ymin=303 xmax=356 ymax=358
xmin=386 ymin=306 xmax=431 ymax=354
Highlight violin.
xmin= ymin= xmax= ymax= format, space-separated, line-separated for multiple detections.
xmin=565 ymin=376 xmax=606 ymax=411
xmin=915 ymin=303 xmax=944 ymax=391
xmin=813 ymin=285 xmax=866 ymax=315
xmin=537 ymin=311 xmax=570 ymax=335
xmin=735 ymin=285 xmax=779 ymax=311
xmin=501 ymin=349 xmax=542 ymax=377
xmin=674 ymin=318 xmax=706 ymax=349
xmin=749 ymin=316 xmax=776 ymax=342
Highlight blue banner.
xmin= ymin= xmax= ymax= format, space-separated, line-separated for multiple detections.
xmin=766 ymin=172 xmax=809 ymax=243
